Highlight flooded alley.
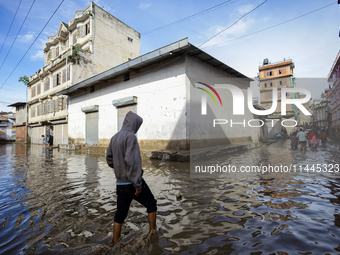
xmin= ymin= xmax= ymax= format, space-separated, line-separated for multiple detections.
xmin=1 ymin=139 xmax=340 ymax=254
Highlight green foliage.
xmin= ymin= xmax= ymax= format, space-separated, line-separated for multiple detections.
xmin=18 ymin=75 xmax=29 ymax=86
xmin=73 ymin=45 xmax=81 ymax=54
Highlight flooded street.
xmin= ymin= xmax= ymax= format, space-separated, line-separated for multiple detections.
xmin=1 ymin=140 xmax=340 ymax=254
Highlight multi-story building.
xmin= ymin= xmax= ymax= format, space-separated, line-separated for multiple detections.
xmin=27 ymin=2 xmax=140 ymax=145
xmin=328 ymin=49 xmax=340 ymax=137
xmin=259 ymin=59 xmax=296 ymax=117
xmin=7 ymin=102 xmax=27 ymax=142
xmin=311 ymin=91 xmax=331 ymax=130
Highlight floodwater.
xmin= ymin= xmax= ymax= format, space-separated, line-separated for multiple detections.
xmin=1 ymin=139 xmax=340 ymax=254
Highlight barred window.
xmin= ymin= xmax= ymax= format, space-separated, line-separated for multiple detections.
xmin=31 ymin=106 xmax=35 ymax=117
xmin=62 ymin=69 xmax=66 ymax=83
xmin=73 ymin=32 xmax=77 ymax=44
xmin=31 ymin=86 xmax=36 ymax=98
xmin=67 ymin=66 xmax=70 ymax=81
xmin=37 ymin=83 xmax=41 ymax=95
xmin=85 ymin=23 xmax=90 ymax=35
xmin=63 ymin=97 xmax=67 ymax=110
xmin=53 ymin=73 xmax=61 ymax=87
xmin=44 ymin=77 xmax=50 ymax=91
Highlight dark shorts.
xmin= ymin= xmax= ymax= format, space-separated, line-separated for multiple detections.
xmin=114 ymin=179 xmax=157 ymax=224
xmin=299 ymin=141 xmax=306 ymax=144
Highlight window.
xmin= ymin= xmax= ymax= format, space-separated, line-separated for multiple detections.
xmin=53 ymin=73 xmax=60 ymax=87
xmin=128 ymin=37 xmax=133 ymax=42
xmin=31 ymin=86 xmax=36 ymax=98
xmin=278 ymin=68 xmax=286 ymax=75
xmin=265 ymin=92 xmax=272 ymax=99
xmin=62 ymin=69 xmax=66 ymax=83
xmin=278 ymin=79 xmax=287 ymax=86
xmin=56 ymin=46 xmax=59 ymax=57
xmin=85 ymin=23 xmax=90 ymax=35
xmin=44 ymin=77 xmax=50 ymax=91
xmin=67 ymin=66 xmax=70 ymax=81
xmin=31 ymin=106 xmax=35 ymax=117
xmin=63 ymin=97 xmax=67 ymax=110
xmin=73 ymin=32 xmax=77 ymax=44
xmin=37 ymin=83 xmax=41 ymax=95
xmin=266 ymin=71 xmax=273 ymax=77
xmin=270 ymin=82 xmax=273 ymax=87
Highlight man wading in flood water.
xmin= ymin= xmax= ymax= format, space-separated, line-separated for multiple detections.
xmin=106 ymin=111 xmax=157 ymax=244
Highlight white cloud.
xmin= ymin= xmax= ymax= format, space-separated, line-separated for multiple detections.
xmin=237 ymin=5 xmax=254 ymax=15
xmin=17 ymin=32 xmax=35 ymax=43
xmin=30 ymin=38 xmax=47 ymax=61
xmin=139 ymin=3 xmax=151 ymax=10
xmin=201 ymin=18 xmax=255 ymax=48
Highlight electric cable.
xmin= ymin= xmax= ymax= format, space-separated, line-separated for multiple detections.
xmin=142 ymin=0 xmax=240 ymax=35
xmin=0 ymin=0 xmax=65 ymax=91
xmin=0 ymin=0 xmax=36 ymax=72
xmin=201 ymin=1 xmax=337 ymax=49
xmin=198 ymin=0 xmax=267 ymax=48
xmin=0 ymin=0 xmax=23 ymax=56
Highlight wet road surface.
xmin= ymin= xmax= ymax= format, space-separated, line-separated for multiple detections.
xmin=1 ymin=139 xmax=340 ymax=254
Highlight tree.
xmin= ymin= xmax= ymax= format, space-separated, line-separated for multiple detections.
xmin=18 ymin=75 xmax=29 ymax=86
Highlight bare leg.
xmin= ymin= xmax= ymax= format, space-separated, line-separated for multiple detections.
xmin=113 ymin=222 xmax=122 ymax=244
xmin=148 ymin=211 xmax=157 ymax=232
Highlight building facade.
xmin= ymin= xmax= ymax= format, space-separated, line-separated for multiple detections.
xmin=27 ymin=2 xmax=140 ymax=145
xmin=311 ymin=91 xmax=331 ymax=131
xmin=0 ymin=115 xmax=15 ymax=142
xmin=328 ymin=49 xmax=340 ymax=137
xmin=7 ymin=102 xmax=27 ymax=142
xmin=259 ymin=59 xmax=296 ymax=116
xmin=56 ymin=38 xmax=260 ymax=150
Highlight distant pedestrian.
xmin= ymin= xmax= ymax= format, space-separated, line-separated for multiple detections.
xmin=47 ymin=135 xmax=50 ymax=147
xmin=297 ymin=128 xmax=307 ymax=151
xmin=42 ymin=135 xmax=46 ymax=147
xmin=319 ymin=129 xmax=327 ymax=145
xmin=290 ymin=131 xmax=299 ymax=150
xmin=308 ymin=130 xmax=318 ymax=150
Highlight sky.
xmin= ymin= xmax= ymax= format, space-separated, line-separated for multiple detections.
xmin=0 ymin=0 xmax=339 ymax=112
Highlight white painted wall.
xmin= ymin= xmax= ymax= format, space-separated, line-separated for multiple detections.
xmin=68 ymin=57 xmax=187 ymax=145
xmin=185 ymin=56 xmax=259 ymax=144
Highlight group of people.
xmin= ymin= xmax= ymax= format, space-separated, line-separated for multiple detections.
xmin=41 ymin=135 xmax=50 ymax=147
xmin=290 ymin=128 xmax=328 ymax=151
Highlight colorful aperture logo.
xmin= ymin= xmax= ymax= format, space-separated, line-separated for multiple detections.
xmin=196 ymin=82 xmax=222 ymax=106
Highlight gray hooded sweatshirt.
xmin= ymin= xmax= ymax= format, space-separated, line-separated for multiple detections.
xmin=106 ymin=111 xmax=143 ymax=190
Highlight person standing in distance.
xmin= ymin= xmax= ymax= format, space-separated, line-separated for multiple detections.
xmin=106 ymin=111 xmax=157 ymax=244
xmin=297 ymin=128 xmax=307 ymax=151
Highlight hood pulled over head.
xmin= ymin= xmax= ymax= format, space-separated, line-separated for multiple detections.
xmin=121 ymin=111 xmax=143 ymax=134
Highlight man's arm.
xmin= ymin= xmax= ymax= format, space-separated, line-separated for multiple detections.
xmin=125 ymin=135 xmax=143 ymax=191
xmin=106 ymin=138 xmax=114 ymax=168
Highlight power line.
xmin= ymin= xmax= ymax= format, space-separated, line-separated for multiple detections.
xmin=88 ymin=0 xmax=269 ymax=85
xmin=198 ymin=0 xmax=268 ymax=48
xmin=201 ymin=1 xmax=337 ymax=49
xmin=142 ymin=0 xmax=240 ymax=35
xmin=0 ymin=0 xmax=36 ymax=72
xmin=0 ymin=0 xmax=65 ymax=91
xmin=0 ymin=0 xmax=23 ymax=56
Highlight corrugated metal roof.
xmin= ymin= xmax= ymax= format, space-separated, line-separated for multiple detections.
xmin=57 ymin=38 xmax=251 ymax=96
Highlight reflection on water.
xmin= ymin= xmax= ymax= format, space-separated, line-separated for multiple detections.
xmin=1 ymin=140 xmax=340 ymax=254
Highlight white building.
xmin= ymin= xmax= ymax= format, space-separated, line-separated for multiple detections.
xmin=56 ymin=38 xmax=260 ymax=150
xmin=0 ymin=115 xmax=15 ymax=142
xmin=27 ymin=2 xmax=140 ymax=146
